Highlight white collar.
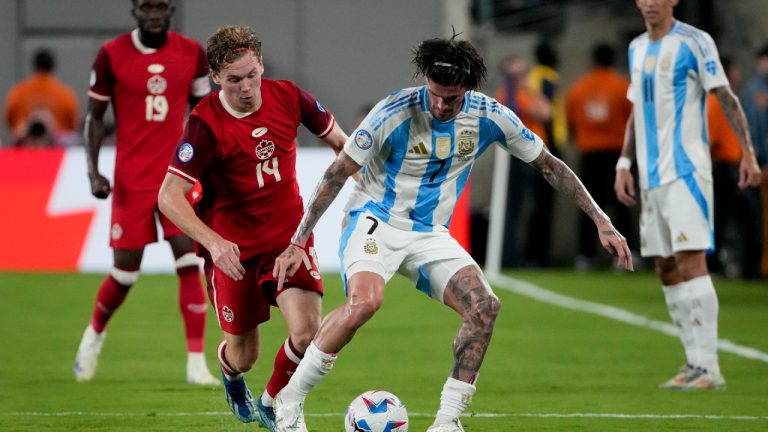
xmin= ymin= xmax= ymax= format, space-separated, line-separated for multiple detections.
xmin=218 ymin=91 xmax=255 ymax=118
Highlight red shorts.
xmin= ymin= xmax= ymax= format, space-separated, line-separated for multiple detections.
xmin=109 ymin=189 xmax=183 ymax=249
xmin=211 ymin=235 xmax=323 ymax=335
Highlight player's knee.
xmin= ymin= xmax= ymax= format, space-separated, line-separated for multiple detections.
xmin=475 ymin=292 xmax=501 ymax=324
xmin=229 ymin=348 xmax=259 ymax=372
xmin=345 ymin=297 xmax=382 ymax=328
xmin=290 ymin=325 xmax=319 ymax=352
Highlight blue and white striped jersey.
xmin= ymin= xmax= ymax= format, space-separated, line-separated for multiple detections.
xmin=342 ymin=85 xmax=544 ymax=232
xmin=628 ymin=20 xmax=728 ymax=190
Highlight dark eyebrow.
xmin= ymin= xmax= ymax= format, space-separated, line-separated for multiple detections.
xmin=226 ymin=66 xmax=258 ymax=81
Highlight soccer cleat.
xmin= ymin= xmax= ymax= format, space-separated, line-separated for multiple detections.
xmin=683 ymin=371 xmax=726 ymax=390
xmin=274 ymin=391 xmax=308 ymax=432
xmin=658 ymin=364 xmax=697 ymax=389
xmin=186 ymin=354 xmax=220 ymax=386
xmin=222 ymin=371 xmax=258 ymax=423
xmin=73 ymin=325 xmax=106 ymax=382
xmin=255 ymin=396 xmax=276 ymax=432
xmin=427 ymin=418 xmax=465 ymax=432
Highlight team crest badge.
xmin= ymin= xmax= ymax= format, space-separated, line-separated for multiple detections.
xmin=644 ymin=55 xmax=656 ymax=74
xmin=363 ymin=237 xmax=378 ymax=255
xmin=660 ymin=53 xmax=672 ymax=72
xmin=147 ymin=75 xmax=167 ymax=94
xmin=458 ymin=130 xmax=475 ymax=157
xmin=355 ymin=129 xmax=373 ymax=150
xmin=255 ymin=139 xmax=275 ymax=160
xmin=110 ymin=223 xmax=123 ymax=240
xmin=435 ymin=136 xmax=451 ymax=159
xmin=221 ymin=306 xmax=234 ymax=323
xmin=178 ymin=143 xmax=194 ymax=162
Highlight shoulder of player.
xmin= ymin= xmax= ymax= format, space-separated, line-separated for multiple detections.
xmin=101 ymin=32 xmax=133 ymax=54
xmin=363 ymin=87 xmax=423 ymax=130
xmin=670 ymin=21 xmax=716 ymax=54
xmin=464 ymin=91 xmax=517 ymax=122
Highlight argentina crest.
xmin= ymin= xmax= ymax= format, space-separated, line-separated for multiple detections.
xmin=458 ymin=129 xmax=475 ymax=158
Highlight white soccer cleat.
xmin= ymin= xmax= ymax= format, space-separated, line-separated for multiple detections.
xmin=427 ymin=418 xmax=465 ymax=432
xmin=73 ymin=325 xmax=106 ymax=382
xmin=683 ymin=371 xmax=726 ymax=390
xmin=186 ymin=353 xmax=220 ymax=386
xmin=274 ymin=391 xmax=308 ymax=432
xmin=658 ymin=364 xmax=697 ymax=389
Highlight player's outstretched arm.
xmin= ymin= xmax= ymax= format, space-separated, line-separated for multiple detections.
xmin=273 ymin=151 xmax=361 ymax=288
xmin=83 ymin=98 xmax=112 ymax=199
xmin=158 ymin=173 xmax=245 ymax=280
xmin=529 ymin=148 xmax=634 ymax=271
xmin=711 ymin=85 xmax=763 ymax=188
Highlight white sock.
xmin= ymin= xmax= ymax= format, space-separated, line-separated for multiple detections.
xmin=433 ymin=377 xmax=476 ymax=425
xmin=662 ymin=283 xmax=697 ymax=366
xmin=686 ymin=275 xmax=720 ymax=375
xmin=187 ymin=352 xmax=206 ymax=369
xmin=280 ymin=342 xmax=336 ymax=402
xmin=260 ymin=391 xmax=274 ymax=407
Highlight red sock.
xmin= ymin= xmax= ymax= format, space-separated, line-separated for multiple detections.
xmin=90 ymin=275 xmax=131 ymax=333
xmin=265 ymin=338 xmax=303 ymax=398
xmin=178 ymin=266 xmax=207 ymax=353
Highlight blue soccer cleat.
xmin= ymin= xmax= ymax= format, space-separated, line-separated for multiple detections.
xmin=255 ymin=396 xmax=276 ymax=431
xmin=222 ymin=371 xmax=258 ymax=423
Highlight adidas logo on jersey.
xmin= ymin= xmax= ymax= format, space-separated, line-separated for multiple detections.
xmin=675 ymin=232 xmax=688 ymax=243
xmin=408 ymin=142 xmax=429 ymax=155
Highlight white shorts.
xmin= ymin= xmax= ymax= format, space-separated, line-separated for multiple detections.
xmin=640 ymin=173 xmax=713 ymax=258
xmin=339 ymin=210 xmax=481 ymax=303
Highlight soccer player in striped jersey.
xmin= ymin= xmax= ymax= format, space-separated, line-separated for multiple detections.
xmin=74 ymin=0 xmax=218 ymax=386
xmin=615 ymin=0 xmax=762 ymax=390
xmin=273 ymin=35 xmax=633 ymax=432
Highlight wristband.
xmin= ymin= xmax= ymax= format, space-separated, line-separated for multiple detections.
xmin=291 ymin=242 xmax=306 ymax=250
xmin=615 ymin=156 xmax=632 ymax=171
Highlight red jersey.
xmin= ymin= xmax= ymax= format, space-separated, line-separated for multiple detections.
xmin=89 ymin=29 xmax=210 ymax=194
xmin=168 ymin=79 xmax=336 ymax=260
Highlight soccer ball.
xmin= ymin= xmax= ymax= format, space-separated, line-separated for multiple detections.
xmin=344 ymin=390 xmax=409 ymax=432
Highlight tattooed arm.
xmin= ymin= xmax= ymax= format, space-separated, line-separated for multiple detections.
xmin=530 ymin=147 xmax=634 ymax=270
xmin=711 ymin=85 xmax=762 ymax=188
xmin=273 ymin=151 xmax=361 ymax=288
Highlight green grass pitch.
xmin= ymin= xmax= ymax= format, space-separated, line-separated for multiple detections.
xmin=1 ymin=270 xmax=766 ymax=431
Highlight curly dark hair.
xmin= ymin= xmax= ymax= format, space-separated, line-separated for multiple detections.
xmin=411 ymin=33 xmax=487 ymax=90
xmin=206 ymin=25 xmax=262 ymax=73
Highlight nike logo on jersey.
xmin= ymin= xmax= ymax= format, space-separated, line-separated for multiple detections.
xmin=408 ymin=142 xmax=429 ymax=155
xmin=252 ymin=127 xmax=268 ymax=138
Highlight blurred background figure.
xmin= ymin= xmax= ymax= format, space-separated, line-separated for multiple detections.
xmin=706 ymin=56 xmax=746 ymax=277
xmin=3 ymin=48 xmax=79 ymax=148
xmin=565 ymin=42 xmax=634 ymax=270
xmin=494 ymin=55 xmax=552 ymax=268
xmin=740 ymin=44 xmax=768 ymax=279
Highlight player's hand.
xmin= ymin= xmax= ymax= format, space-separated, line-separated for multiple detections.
xmin=89 ymin=172 xmax=112 ymax=199
xmin=273 ymin=244 xmax=304 ymax=291
xmin=614 ymin=169 xmax=637 ymax=207
xmin=738 ymin=152 xmax=762 ymax=189
xmin=209 ymin=237 xmax=245 ymax=281
xmin=597 ymin=220 xmax=634 ymax=271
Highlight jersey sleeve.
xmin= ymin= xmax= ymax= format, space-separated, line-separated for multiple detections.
xmin=342 ymin=97 xmax=390 ymax=166
xmin=297 ymin=87 xmax=336 ymax=138
xmin=494 ymin=103 xmax=545 ymax=163
xmin=168 ymin=114 xmax=216 ymax=184
xmin=88 ymin=46 xmax=114 ymax=101
xmin=190 ymin=44 xmax=211 ymax=97
xmin=626 ymin=41 xmax=638 ymax=103
xmin=696 ymin=32 xmax=728 ymax=92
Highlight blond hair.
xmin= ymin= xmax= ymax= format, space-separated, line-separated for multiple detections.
xmin=206 ymin=25 xmax=262 ymax=73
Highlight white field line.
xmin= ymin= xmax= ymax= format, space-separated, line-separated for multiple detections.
xmin=1 ymin=412 xmax=766 ymax=420
xmin=489 ymin=274 xmax=768 ymax=363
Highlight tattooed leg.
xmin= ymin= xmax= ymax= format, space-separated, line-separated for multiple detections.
xmin=442 ymin=265 xmax=501 ymax=382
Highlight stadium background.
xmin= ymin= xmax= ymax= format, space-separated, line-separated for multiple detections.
xmin=3 ymin=0 xmax=768 ymax=271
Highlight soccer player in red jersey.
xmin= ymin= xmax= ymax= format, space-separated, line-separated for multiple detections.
xmin=73 ymin=0 xmax=218 ymax=386
xmin=158 ymin=26 xmax=348 ymax=429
